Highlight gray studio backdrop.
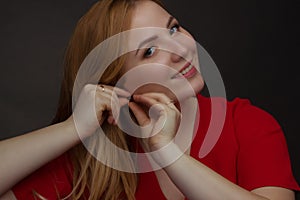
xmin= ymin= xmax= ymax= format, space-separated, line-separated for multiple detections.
xmin=0 ymin=0 xmax=299 ymax=196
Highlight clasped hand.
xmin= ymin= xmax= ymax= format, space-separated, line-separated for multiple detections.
xmin=128 ymin=93 xmax=181 ymax=152
xmin=68 ymin=84 xmax=181 ymax=153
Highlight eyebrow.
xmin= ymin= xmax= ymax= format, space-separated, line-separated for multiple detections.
xmin=166 ymin=16 xmax=174 ymax=28
xmin=135 ymin=16 xmax=175 ymax=56
xmin=135 ymin=35 xmax=158 ymax=55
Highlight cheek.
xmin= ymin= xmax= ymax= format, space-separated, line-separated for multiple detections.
xmin=167 ymin=72 xmax=204 ymax=101
xmin=120 ymin=62 xmax=173 ymax=94
xmin=122 ymin=52 xmax=169 ymax=75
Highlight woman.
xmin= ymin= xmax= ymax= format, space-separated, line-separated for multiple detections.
xmin=0 ymin=0 xmax=299 ymax=199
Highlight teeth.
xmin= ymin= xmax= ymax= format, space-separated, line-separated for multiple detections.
xmin=180 ymin=64 xmax=193 ymax=75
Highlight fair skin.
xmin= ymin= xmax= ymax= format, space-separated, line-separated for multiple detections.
xmin=125 ymin=1 xmax=295 ymax=200
xmin=0 ymin=1 xmax=295 ymax=199
xmin=0 ymin=85 xmax=130 ymax=197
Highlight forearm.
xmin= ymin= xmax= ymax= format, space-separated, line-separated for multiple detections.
xmin=0 ymin=118 xmax=79 ymax=195
xmin=162 ymin=146 xmax=269 ymax=200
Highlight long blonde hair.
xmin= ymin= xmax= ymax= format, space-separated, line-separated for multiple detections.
xmin=52 ymin=0 xmax=163 ymax=199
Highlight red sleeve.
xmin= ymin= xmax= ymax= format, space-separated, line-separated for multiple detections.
xmin=12 ymin=153 xmax=73 ymax=199
xmin=232 ymin=99 xmax=300 ymax=191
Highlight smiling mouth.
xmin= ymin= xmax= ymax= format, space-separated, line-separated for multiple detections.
xmin=171 ymin=61 xmax=197 ymax=79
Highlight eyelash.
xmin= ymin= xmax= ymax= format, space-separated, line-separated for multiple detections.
xmin=142 ymin=23 xmax=181 ymax=58
xmin=170 ymin=23 xmax=180 ymax=35
xmin=143 ymin=46 xmax=156 ymax=58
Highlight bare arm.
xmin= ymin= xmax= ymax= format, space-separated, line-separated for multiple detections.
xmin=129 ymin=93 xmax=295 ymax=200
xmin=0 ymin=84 xmax=130 ymax=196
xmin=0 ymin=119 xmax=79 ymax=195
xmin=163 ymin=148 xmax=295 ymax=200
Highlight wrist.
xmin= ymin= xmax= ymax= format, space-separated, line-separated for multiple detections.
xmin=61 ymin=116 xmax=81 ymax=143
xmin=150 ymin=142 xmax=184 ymax=168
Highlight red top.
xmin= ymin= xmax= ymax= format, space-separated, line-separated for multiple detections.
xmin=12 ymin=95 xmax=300 ymax=199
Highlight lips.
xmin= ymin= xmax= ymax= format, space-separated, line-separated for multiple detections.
xmin=179 ymin=62 xmax=193 ymax=75
xmin=172 ymin=61 xmax=197 ymax=79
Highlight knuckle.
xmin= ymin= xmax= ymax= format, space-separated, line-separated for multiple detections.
xmin=83 ymin=84 xmax=96 ymax=95
xmin=175 ymin=110 xmax=181 ymax=117
xmin=161 ymin=93 xmax=168 ymax=98
xmin=88 ymin=89 xmax=95 ymax=96
xmin=84 ymin=84 xmax=93 ymax=90
xmin=168 ymin=109 xmax=180 ymax=118
xmin=82 ymin=84 xmax=90 ymax=93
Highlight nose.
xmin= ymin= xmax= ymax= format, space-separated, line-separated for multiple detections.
xmin=170 ymin=40 xmax=189 ymax=63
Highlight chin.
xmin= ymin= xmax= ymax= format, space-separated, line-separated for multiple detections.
xmin=189 ymin=73 xmax=205 ymax=95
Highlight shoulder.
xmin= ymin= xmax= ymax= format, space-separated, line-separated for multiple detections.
xmin=196 ymin=94 xmax=281 ymax=137
xmin=196 ymin=94 xmax=300 ymax=191
xmin=226 ymin=97 xmax=283 ymax=145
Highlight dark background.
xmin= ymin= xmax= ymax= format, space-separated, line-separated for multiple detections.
xmin=0 ymin=0 xmax=299 ymax=198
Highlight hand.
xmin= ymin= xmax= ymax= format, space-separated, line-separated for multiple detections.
xmin=68 ymin=84 xmax=130 ymax=138
xmin=128 ymin=93 xmax=181 ymax=152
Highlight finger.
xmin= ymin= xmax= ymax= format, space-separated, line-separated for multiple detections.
xmin=109 ymin=96 xmax=129 ymax=123
xmin=140 ymin=92 xmax=171 ymax=103
xmin=96 ymin=89 xmax=127 ymax=108
xmin=119 ymin=97 xmax=129 ymax=107
xmin=141 ymin=93 xmax=177 ymax=110
xmin=95 ymin=89 xmax=129 ymax=124
xmin=94 ymin=97 xmax=111 ymax=117
xmin=107 ymin=115 xmax=114 ymax=124
xmin=97 ymin=84 xmax=131 ymax=97
xmin=112 ymin=87 xmax=131 ymax=97
xmin=132 ymin=94 xmax=159 ymax=108
xmin=133 ymin=95 xmax=166 ymax=124
xmin=110 ymin=96 xmax=120 ymax=122
xmin=95 ymin=88 xmax=119 ymax=108
xmin=94 ymin=92 xmax=119 ymax=121
xmin=107 ymin=114 xmax=118 ymax=125
xmin=96 ymin=85 xmax=129 ymax=119
xmin=148 ymin=103 xmax=166 ymax=121
xmin=128 ymin=102 xmax=150 ymax=126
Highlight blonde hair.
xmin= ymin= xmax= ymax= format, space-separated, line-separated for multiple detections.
xmin=52 ymin=0 xmax=163 ymax=199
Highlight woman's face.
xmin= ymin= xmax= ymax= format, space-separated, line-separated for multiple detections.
xmin=121 ymin=1 xmax=204 ymax=101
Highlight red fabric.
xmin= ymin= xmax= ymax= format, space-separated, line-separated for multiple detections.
xmin=191 ymin=95 xmax=300 ymax=191
xmin=12 ymin=153 xmax=73 ymax=199
xmin=12 ymin=95 xmax=300 ymax=199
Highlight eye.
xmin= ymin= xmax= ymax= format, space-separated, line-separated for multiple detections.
xmin=169 ymin=24 xmax=180 ymax=35
xmin=143 ymin=46 xmax=156 ymax=58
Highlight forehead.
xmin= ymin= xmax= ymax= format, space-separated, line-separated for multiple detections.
xmin=131 ymin=1 xmax=171 ymax=29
